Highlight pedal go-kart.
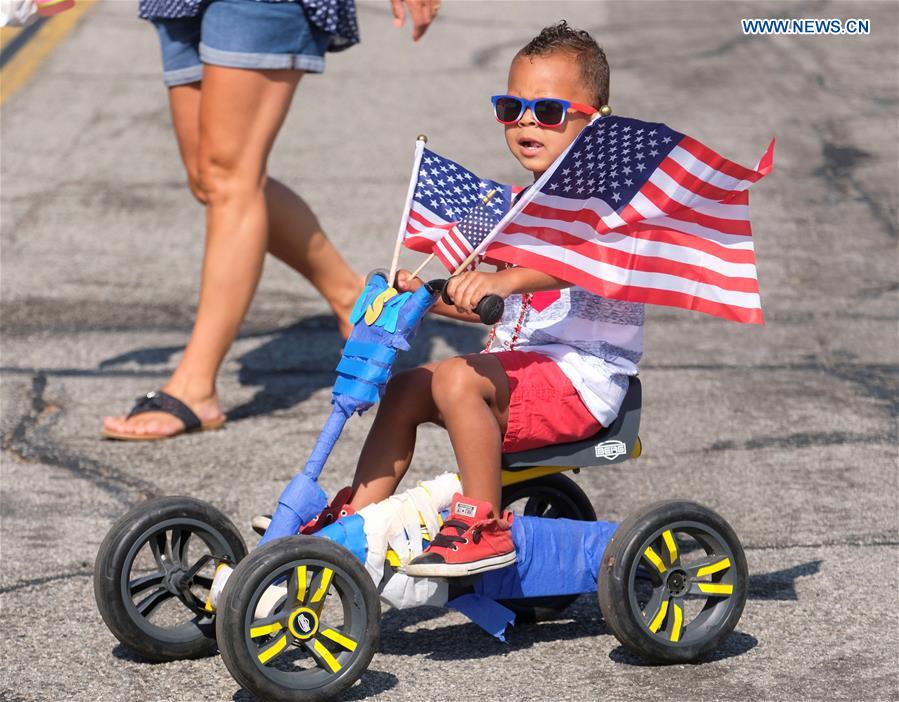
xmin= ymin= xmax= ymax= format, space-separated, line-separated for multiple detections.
xmin=94 ymin=273 xmax=748 ymax=701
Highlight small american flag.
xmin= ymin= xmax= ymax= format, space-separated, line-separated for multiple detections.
xmin=485 ymin=116 xmax=774 ymax=324
xmin=401 ymin=147 xmax=516 ymax=255
xmin=434 ymin=190 xmax=507 ymax=272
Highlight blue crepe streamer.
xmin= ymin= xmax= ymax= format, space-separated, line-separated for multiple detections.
xmin=474 ymin=517 xmax=618 ymax=599
xmin=315 ymin=514 xmax=368 ymax=564
xmin=258 ymin=474 xmax=329 ymax=546
xmin=445 ymin=594 xmax=516 ymax=642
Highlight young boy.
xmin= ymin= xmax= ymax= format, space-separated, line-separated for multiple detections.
xmin=308 ymin=21 xmax=644 ymax=577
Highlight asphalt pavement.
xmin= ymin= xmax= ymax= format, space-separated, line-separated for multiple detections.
xmin=1 ymin=1 xmax=897 ymax=700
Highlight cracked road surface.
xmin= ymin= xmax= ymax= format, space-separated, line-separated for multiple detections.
xmin=1 ymin=2 xmax=897 ymax=700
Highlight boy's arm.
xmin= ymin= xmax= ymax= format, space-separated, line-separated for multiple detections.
xmin=395 ymin=270 xmax=482 ymax=322
xmin=444 ymin=267 xmax=570 ymax=315
xmin=396 ymin=267 xmax=570 ymax=321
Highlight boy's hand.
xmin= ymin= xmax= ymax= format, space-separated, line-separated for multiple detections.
xmin=395 ymin=269 xmax=423 ymax=292
xmin=445 ymin=271 xmax=509 ymax=314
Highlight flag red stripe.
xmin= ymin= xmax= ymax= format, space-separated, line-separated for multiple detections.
xmin=408 ymin=208 xmax=456 ymax=231
xmin=485 ymin=242 xmax=763 ymax=324
xmin=435 ymin=244 xmax=459 ymax=272
xmin=521 ymin=200 xmax=615 ymax=235
xmin=499 ymin=223 xmax=760 ymax=293
xmin=628 ymin=223 xmax=756 ymax=264
xmin=640 ymin=179 xmax=712 ymax=218
xmin=403 ymin=235 xmax=438 ymax=254
xmin=658 ymin=157 xmax=742 ymax=202
xmin=662 ymin=205 xmax=753 ymax=237
xmin=677 ymin=135 xmax=765 ymax=183
xmin=525 ymin=196 xmax=753 ymax=240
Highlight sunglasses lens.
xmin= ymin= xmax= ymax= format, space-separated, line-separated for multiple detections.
xmin=534 ymin=99 xmax=566 ymax=126
xmin=494 ymin=96 xmax=523 ymax=123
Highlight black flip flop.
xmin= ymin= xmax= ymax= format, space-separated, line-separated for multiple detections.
xmin=102 ymin=390 xmax=226 ymax=441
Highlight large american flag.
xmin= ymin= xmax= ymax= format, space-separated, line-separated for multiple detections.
xmin=401 ymin=147 xmax=516 ymax=255
xmin=484 ymin=116 xmax=774 ymax=324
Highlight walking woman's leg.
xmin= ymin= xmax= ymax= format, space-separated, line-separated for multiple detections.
xmin=164 ymin=84 xmax=361 ymax=328
xmin=105 ymin=67 xmax=298 ymax=438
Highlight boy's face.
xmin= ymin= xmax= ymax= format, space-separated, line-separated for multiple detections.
xmin=503 ymin=52 xmax=596 ymax=179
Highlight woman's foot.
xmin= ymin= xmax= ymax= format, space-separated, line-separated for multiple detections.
xmin=102 ymin=385 xmax=224 ymax=440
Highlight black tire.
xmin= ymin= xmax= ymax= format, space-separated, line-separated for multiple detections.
xmin=598 ymin=500 xmax=748 ymax=664
xmin=217 ymin=536 xmax=380 ymax=702
xmin=500 ymin=474 xmax=597 ymax=621
xmin=93 ymin=496 xmax=247 ymax=661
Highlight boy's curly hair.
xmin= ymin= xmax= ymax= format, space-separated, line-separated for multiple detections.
xmin=518 ymin=20 xmax=609 ymax=109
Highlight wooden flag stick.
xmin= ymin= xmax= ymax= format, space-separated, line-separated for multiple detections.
xmin=388 ymin=135 xmax=428 ymax=287
xmin=409 ymin=253 xmax=435 ymax=280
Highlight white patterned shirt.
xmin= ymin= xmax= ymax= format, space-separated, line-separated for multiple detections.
xmin=488 ymin=287 xmax=644 ymax=426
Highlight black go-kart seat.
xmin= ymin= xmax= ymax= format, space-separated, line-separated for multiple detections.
xmin=501 ymin=376 xmax=641 ymax=470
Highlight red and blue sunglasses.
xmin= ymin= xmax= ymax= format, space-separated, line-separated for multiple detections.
xmin=491 ymin=94 xmax=597 ymax=127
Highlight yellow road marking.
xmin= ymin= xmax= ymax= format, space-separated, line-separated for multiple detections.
xmin=1 ymin=1 xmax=95 ymax=106
xmin=643 ymin=546 xmax=667 ymax=574
xmin=320 ymin=628 xmax=357 ymax=652
xmin=257 ymin=634 xmax=287 ymax=664
xmin=312 ymin=639 xmax=342 ymax=672
xmin=697 ymin=557 xmax=731 ymax=578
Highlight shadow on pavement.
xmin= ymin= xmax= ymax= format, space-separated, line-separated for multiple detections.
xmin=379 ymin=597 xmax=606 ymax=661
xmin=231 ymin=669 xmax=399 ymax=701
xmin=747 ymin=560 xmax=822 ymax=601
xmin=97 ymin=314 xmax=486 ymax=422
xmin=608 ymin=630 xmax=758 ymax=666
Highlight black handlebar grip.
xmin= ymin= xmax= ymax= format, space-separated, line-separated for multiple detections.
xmin=473 ymin=295 xmax=505 ymax=325
xmin=425 ymin=278 xmax=504 ymax=325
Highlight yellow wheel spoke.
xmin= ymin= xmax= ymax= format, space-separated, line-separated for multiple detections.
xmin=295 ymin=565 xmax=308 ymax=603
xmin=668 ymin=601 xmax=683 ymax=642
xmin=311 ymin=638 xmax=342 ymax=673
xmin=309 ymin=568 xmax=334 ymax=604
xmin=250 ymin=621 xmax=283 ymax=638
xmin=696 ymin=557 xmax=731 ymax=578
xmin=691 ymin=582 xmax=734 ymax=597
xmin=648 ymin=597 xmax=669 ymax=633
xmin=643 ymin=546 xmax=667 ymax=574
xmin=320 ymin=627 xmax=357 ymax=652
xmin=662 ymin=530 xmax=678 ymax=566
xmin=257 ymin=633 xmax=288 ymax=664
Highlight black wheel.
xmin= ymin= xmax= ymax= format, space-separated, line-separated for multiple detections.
xmin=93 ymin=496 xmax=247 ymax=661
xmin=598 ymin=500 xmax=748 ymax=663
xmin=217 ymin=536 xmax=380 ymax=702
xmin=500 ymin=473 xmax=597 ymax=621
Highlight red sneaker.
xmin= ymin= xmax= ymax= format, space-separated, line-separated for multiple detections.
xmin=403 ymin=494 xmax=516 ymax=577
xmin=300 ymin=486 xmax=355 ymax=534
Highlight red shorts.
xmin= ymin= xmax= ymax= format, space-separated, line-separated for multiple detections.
xmin=494 ymin=350 xmax=602 ymax=453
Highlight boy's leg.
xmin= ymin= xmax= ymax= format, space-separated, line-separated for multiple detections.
xmin=348 ymin=363 xmax=442 ymax=509
xmin=403 ymin=353 xmax=517 ymax=577
xmin=430 ymin=353 xmax=510 ymax=513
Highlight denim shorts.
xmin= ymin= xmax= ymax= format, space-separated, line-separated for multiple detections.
xmin=152 ymin=0 xmax=331 ymax=87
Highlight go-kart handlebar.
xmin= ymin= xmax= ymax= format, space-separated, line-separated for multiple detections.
xmin=424 ymin=279 xmax=505 ymax=325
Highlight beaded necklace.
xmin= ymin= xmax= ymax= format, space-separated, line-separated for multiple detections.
xmin=485 ymin=293 xmax=532 ymax=352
